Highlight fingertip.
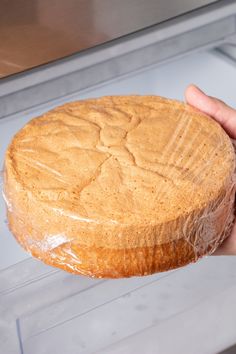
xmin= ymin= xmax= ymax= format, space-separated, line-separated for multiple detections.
xmin=185 ymin=84 xmax=204 ymax=104
xmin=185 ymin=84 xmax=199 ymax=93
xmin=185 ymin=87 xmax=236 ymax=138
xmin=184 ymin=84 xmax=194 ymax=101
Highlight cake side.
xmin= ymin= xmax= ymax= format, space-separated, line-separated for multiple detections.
xmin=6 ymin=181 xmax=234 ymax=278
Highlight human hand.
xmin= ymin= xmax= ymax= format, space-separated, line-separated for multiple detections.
xmin=185 ymin=85 xmax=236 ymax=255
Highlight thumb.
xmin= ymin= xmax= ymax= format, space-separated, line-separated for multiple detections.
xmin=185 ymin=85 xmax=236 ymax=139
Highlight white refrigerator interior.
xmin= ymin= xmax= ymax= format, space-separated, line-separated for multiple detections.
xmin=1 ymin=50 xmax=236 ymax=354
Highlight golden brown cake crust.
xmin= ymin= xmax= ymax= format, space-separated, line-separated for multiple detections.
xmin=4 ymin=95 xmax=236 ymax=277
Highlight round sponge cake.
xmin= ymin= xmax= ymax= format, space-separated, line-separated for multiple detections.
xmin=3 ymin=96 xmax=236 ymax=277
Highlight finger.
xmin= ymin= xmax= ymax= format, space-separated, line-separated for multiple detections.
xmin=214 ymin=223 xmax=236 ymax=255
xmin=185 ymin=85 xmax=236 ymax=139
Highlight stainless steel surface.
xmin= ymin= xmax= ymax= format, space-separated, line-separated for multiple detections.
xmin=0 ymin=0 xmax=218 ymax=78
